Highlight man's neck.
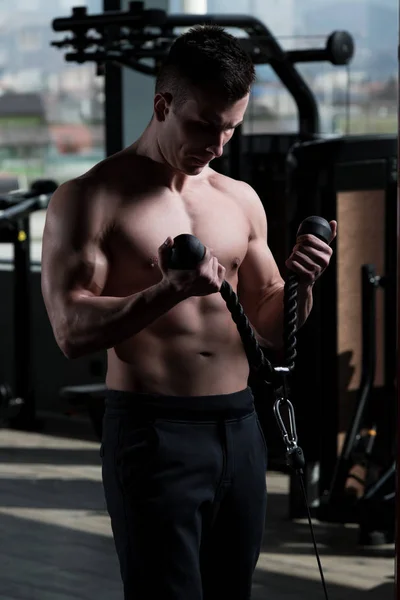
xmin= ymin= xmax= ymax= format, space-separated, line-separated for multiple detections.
xmin=130 ymin=120 xmax=192 ymax=193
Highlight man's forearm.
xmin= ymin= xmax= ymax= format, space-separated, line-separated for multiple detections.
xmin=296 ymin=282 xmax=314 ymax=328
xmin=255 ymin=283 xmax=314 ymax=349
xmin=254 ymin=286 xmax=285 ymax=349
xmin=55 ymin=279 xmax=186 ymax=359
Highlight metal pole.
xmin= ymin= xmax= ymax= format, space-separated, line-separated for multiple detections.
xmin=104 ymin=0 xmax=123 ymax=156
xmin=12 ymin=217 xmax=34 ymax=427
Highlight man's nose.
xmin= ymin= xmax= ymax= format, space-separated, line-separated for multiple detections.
xmin=206 ymin=133 xmax=225 ymax=158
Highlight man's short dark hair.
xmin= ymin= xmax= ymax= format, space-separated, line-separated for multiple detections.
xmin=155 ymin=24 xmax=256 ymax=108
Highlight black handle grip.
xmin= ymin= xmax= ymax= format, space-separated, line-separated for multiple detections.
xmin=296 ymin=215 xmax=331 ymax=243
xmin=167 ymin=233 xmax=206 ymax=270
xmin=30 ymin=179 xmax=58 ymax=195
xmin=167 ymin=216 xmax=331 ymax=270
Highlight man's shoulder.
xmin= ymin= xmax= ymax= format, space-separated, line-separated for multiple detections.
xmin=62 ymin=148 xmax=147 ymax=197
xmin=208 ymin=169 xmax=267 ymax=238
xmin=49 ymin=152 xmax=129 ymax=211
xmin=208 ymin=168 xmax=261 ymax=206
xmin=75 ymin=147 xmax=138 ymax=183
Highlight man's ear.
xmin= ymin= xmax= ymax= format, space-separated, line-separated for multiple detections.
xmin=154 ymin=92 xmax=173 ymax=122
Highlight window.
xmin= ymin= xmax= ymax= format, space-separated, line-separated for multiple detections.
xmin=295 ymin=0 xmax=398 ymax=135
xmin=18 ymin=30 xmax=42 ymax=53
xmin=17 ymin=0 xmax=40 ymax=10
xmin=0 ymin=1 xmax=104 ymax=263
xmin=174 ymin=0 xmax=398 ymax=137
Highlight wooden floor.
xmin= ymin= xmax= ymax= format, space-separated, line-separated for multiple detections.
xmin=0 ymin=423 xmax=395 ymax=600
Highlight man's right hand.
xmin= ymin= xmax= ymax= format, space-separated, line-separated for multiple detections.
xmin=159 ymin=237 xmax=226 ymax=298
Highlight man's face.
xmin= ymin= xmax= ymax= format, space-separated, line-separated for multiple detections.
xmin=155 ymin=86 xmax=249 ymax=175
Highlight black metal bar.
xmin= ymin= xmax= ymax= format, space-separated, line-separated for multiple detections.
xmin=319 ymin=176 xmax=339 ymax=498
xmin=104 ymin=0 xmax=121 ymax=11
xmin=53 ymin=4 xmax=166 ymax=31
xmin=384 ymin=158 xmax=397 ymax=391
xmin=112 ymin=55 xmax=157 ymax=76
xmin=12 ymin=218 xmax=34 ymax=423
xmin=0 ymin=198 xmax=40 ymax=223
xmin=363 ymin=461 xmax=395 ymax=501
xmin=228 ymin=125 xmax=243 ymax=180
xmin=104 ymin=0 xmax=123 ymax=156
xmin=286 ymin=49 xmax=327 ymax=63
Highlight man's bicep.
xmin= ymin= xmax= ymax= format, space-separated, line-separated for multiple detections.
xmin=41 ymin=181 xmax=109 ymax=312
xmin=236 ymin=182 xmax=284 ymax=325
xmin=237 ymin=236 xmax=284 ymax=324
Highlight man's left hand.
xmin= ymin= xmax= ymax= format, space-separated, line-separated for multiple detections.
xmin=285 ymin=220 xmax=337 ymax=286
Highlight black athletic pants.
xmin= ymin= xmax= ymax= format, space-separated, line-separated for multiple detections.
xmin=100 ymin=386 xmax=268 ymax=600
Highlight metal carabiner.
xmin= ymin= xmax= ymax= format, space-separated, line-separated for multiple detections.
xmin=273 ymin=395 xmax=298 ymax=450
xmin=273 ymin=369 xmax=297 ymax=448
xmin=272 ymin=369 xmax=305 ymax=472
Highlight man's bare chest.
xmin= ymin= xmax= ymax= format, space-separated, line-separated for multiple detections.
xmin=103 ymin=189 xmax=250 ymax=295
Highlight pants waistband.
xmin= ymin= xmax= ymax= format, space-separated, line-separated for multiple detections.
xmin=104 ymin=386 xmax=255 ymax=421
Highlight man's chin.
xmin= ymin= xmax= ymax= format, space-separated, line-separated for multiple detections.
xmin=189 ymin=164 xmax=206 ymax=175
xmin=180 ymin=161 xmax=208 ymax=175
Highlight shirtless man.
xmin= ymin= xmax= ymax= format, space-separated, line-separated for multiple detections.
xmin=41 ymin=25 xmax=336 ymax=600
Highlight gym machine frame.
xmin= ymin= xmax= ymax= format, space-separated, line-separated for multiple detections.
xmin=315 ymin=261 xmax=395 ymax=544
xmin=286 ymin=135 xmax=397 ymax=543
xmin=0 ymin=181 xmax=57 ymax=427
xmin=51 ymin=2 xmax=355 ymax=147
xmin=51 ymin=1 xmax=354 ymax=420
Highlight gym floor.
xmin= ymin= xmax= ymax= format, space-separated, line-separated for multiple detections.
xmin=0 ymin=422 xmax=394 ymax=600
